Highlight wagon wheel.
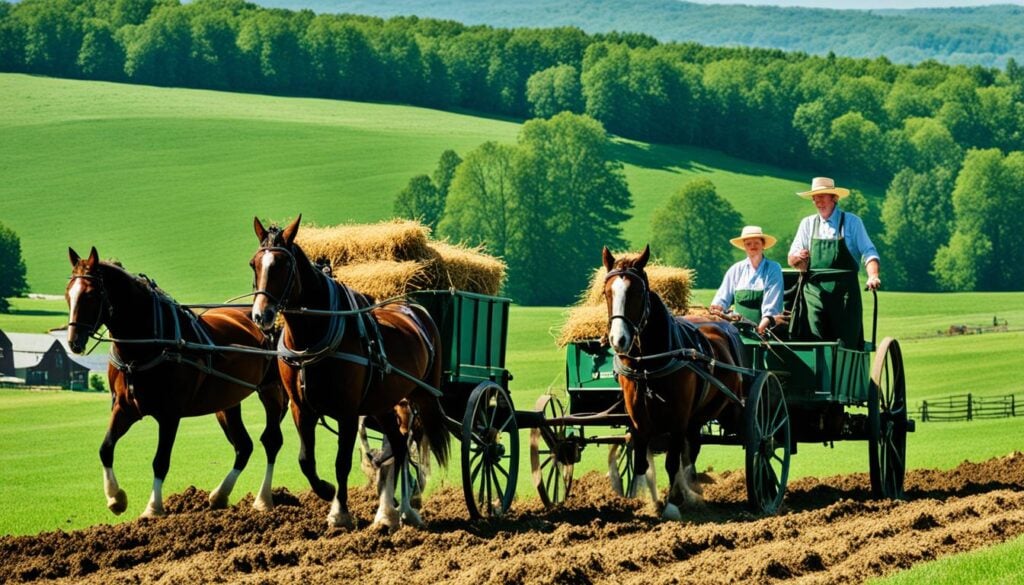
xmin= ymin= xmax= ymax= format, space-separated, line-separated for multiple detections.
xmin=869 ymin=337 xmax=907 ymax=500
xmin=530 ymin=394 xmax=574 ymax=507
xmin=461 ymin=381 xmax=519 ymax=519
xmin=744 ymin=371 xmax=791 ymax=514
xmin=608 ymin=432 xmax=636 ymax=497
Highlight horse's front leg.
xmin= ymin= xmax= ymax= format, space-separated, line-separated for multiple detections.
xmin=663 ymin=435 xmax=685 ymax=521
xmin=292 ymin=401 xmax=335 ymax=501
xmin=209 ymin=406 xmax=253 ymax=510
xmin=327 ymin=414 xmax=359 ymax=530
xmin=99 ymin=403 xmax=140 ymax=515
xmin=142 ymin=415 xmax=180 ymax=518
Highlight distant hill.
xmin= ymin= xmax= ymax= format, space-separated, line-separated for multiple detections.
xmin=253 ymin=0 xmax=1024 ymax=67
xmin=2 ymin=74 xmax=825 ymax=299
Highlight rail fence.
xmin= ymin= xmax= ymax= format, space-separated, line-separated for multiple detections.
xmin=919 ymin=393 xmax=1021 ymax=422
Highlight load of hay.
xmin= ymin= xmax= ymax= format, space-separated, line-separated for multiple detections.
xmin=556 ymin=252 xmax=697 ymax=346
xmin=295 ymin=219 xmax=506 ymax=298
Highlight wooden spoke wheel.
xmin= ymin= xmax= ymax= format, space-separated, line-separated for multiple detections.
xmin=869 ymin=337 xmax=908 ymax=500
xmin=530 ymin=394 xmax=574 ymax=508
xmin=461 ymin=381 xmax=519 ymax=519
xmin=744 ymin=371 xmax=791 ymax=515
xmin=608 ymin=432 xmax=636 ymax=497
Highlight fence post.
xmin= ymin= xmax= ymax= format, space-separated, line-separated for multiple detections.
xmin=921 ymin=401 xmax=928 ymax=422
xmin=967 ymin=393 xmax=973 ymax=421
xmin=1012 ymin=394 xmax=1016 ymax=417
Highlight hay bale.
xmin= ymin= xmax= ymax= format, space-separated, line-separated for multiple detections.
xmin=425 ymin=242 xmax=506 ymax=296
xmin=559 ymin=252 xmax=696 ymax=346
xmin=581 ymin=264 xmax=694 ymax=315
xmin=333 ymin=260 xmax=431 ymax=300
xmin=555 ymin=305 xmax=609 ymax=347
xmin=296 ymin=220 xmax=432 ymax=266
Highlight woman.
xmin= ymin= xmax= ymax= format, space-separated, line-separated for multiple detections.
xmin=710 ymin=226 xmax=784 ymax=334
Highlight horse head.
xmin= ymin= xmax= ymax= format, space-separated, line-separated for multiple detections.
xmin=602 ymin=244 xmax=651 ymax=355
xmin=66 ymin=246 xmax=109 ymax=354
xmin=251 ymin=214 xmax=302 ymax=331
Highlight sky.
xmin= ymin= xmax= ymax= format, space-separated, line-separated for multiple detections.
xmin=684 ymin=0 xmax=1024 ymax=8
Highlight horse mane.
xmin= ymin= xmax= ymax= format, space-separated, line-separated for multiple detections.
xmin=94 ymin=260 xmax=176 ymax=304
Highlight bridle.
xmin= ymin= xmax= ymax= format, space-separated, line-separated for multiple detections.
xmin=604 ymin=266 xmax=651 ymax=353
xmin=252 ymin=244 xmax=301 ymax=315
xmin=67 ymin=273 xmax=111 ymax=340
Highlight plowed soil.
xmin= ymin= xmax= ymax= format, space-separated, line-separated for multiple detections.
xmin=3 ymin=453 xmax=1023 ymax=584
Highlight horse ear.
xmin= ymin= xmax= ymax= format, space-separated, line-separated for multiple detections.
xmin=253 ymin=216 xmax=267 ymax=242
xmin=87 ymin=247 xmax=99 ymax=268
xmin=602 ymin=246 xmax=615 ymax=271
xmin=69 ymin=247 xmax=80 ymax=267
xmin=637 ymin=244 xmax=650 ymax=269
xmin=282 ymin=214 xmax=302 ymax=246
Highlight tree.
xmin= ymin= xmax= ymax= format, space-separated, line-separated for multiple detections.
xmin=432 ymin=149 xmax=462 ymax=201
xmin=650 ymin=178 xmax=743 ymax=289
xmin=393 ymin=175 xmax=442 ymax=232
xmin=880 ymin=167 xmax=955 ymax=290
xmin=438 ymin=141 xmax=518 ymax=259
xmin=509 ymin=112 xmax=630 ymax=305
xmin=0 ymin=222 xmax=28 ymax=313
xmin=526 ymin=64 xmax=583 ymax=118
xmin=933 ymin=148 xmax=1024 ymax=291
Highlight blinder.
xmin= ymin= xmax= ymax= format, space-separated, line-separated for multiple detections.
xmin=252 ymin=245 xmax=300 ymax=314
xmin=67 ymin=273 xmax=111 ymax=340
xmin=604 ymin=266 xmax=652 ymax=347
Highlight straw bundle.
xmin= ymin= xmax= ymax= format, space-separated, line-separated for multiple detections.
xmin=332 ymin=260 xmax=431 ymax=300
xmin=581 ymin=265 xmax=695 ymax=315
xmin=425 ymin=241 xmax=506 ymax=296
xmin=558 ymin=252 xmax=696 ymax=346
xmin=296 ymin=220 xmax=432 ymax=266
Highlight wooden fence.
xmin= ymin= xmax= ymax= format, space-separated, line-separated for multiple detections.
xmin=919 ymin=393 xmax=1020 ymax=422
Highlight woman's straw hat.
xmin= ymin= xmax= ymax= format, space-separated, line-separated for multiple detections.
xmin=730 ymin=225 xmax=777 ymax=250
xmin=797 ymin=176 xmax=850 ymax=200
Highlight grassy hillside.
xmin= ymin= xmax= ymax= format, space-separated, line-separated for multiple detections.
xmin=3 ymin=73 xmax=827 ymax=300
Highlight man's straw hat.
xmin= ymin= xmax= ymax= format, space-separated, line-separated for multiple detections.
xmin=797 ymin=176 xmax=850 ymax=200
xmin=730 ymin=225 xmax=777 ymax=250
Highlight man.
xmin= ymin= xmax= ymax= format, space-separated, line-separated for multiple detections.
xmin=788 ymin=177 xmax=880 ymax=348
xmin=710 ymin=226 xmax=784 ymax=335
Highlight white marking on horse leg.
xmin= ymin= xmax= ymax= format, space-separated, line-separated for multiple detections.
xmin=327 ymin=496 xmax=354 ymax=529
xmin=253 ymin=463 xmax=275 ymax=511
xmin=373 ymin=464 xmax=400 ymax=531
xmin=682 ymin=463 xmax=704 ymax=505
xmin=662 ymin=501 xmax=682 ymax=521
xmin=608 ymin=446 xmax=624 ymax=496
xmin=103 ymin=467 xmax=127 ymax=515
xmin=608 ymin=277 xmax=632 ymax=352
xmin=398 ymin=464 xmax=424 ymax=528
xmin=142 ymin=478 xmax=165 ymax=518
xmin=209 ymin=468 xmax=241 ymax=509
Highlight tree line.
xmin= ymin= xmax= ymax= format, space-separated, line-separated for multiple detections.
xmin=3 ymin=0 xmax=1024 ymax=293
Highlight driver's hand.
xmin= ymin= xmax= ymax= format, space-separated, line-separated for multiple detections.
xmin=866 ymin=276 xmax=881 ymax=291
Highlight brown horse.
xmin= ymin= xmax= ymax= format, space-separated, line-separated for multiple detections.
xmin=65 ymin=247 xmax=287 ymax=518
xmin=249 ymin=215 xmax=450 ymax=531
xmin=602 ymin=246 xmax=743 ymax=519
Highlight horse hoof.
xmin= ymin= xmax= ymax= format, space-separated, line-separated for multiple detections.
xmin=141 ymin=505 xmax=165 ymax=519
xmin=107 ymin=489 xmax=128 ymax=515
xmin=374 ymin=508 xmax=400 ymax=533
xmin=314 ymin=481 xmax=336 ymax=502
xmin=661 ymin=502 xmax=683 ymax=521
xmin=327 ymin=511 xmax=354 ymax=530
xmin=252 ymin=497 xmax=274 ymax=512
xmin=208 ymin=491 xmax=229 ymax=510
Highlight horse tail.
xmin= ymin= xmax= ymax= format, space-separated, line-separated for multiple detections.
xmin=413 ymin=318 xmax=450 ymax=469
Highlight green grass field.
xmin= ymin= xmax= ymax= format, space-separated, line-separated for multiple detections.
xmin=3 ymin=73 xmax=829 ymax=300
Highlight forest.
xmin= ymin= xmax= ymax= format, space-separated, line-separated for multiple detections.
xmin=2 ymin=0 xmax=1023 ymax=292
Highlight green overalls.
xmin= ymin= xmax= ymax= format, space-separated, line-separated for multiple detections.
xmin=791 ymin=212 xmax=863 ymax=349
xmin=732 ymin=262 xmax=768 ymax=323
